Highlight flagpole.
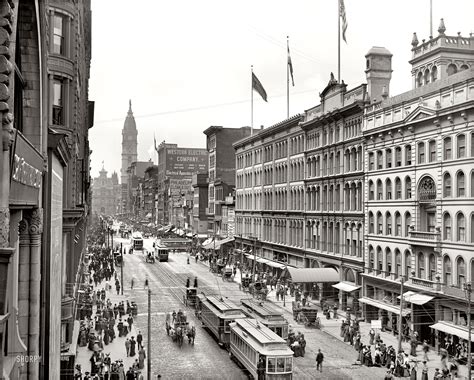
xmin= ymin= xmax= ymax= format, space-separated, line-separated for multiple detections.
xmin=251 ymin=65 xmax=254 ymax=136
xmin=338 ymin=0 xmax=341 ymax=83
xmin=287 ymin=36 xmax=290 ymax=119
xmin=429 ymin=0 xmax=433 ymax=37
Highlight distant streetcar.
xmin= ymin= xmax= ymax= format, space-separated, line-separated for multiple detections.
xmin=154 ymin=240 xmax=170 ymax=262
xmin=130 ymin=231 xmax=144 ymax=252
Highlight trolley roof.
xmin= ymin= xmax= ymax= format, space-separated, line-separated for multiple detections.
xmin=131 ymin=231 xmax=143 ymax=239
xmin=241 ymin=299 xmax=287 ymax=321
xmin=230 ymin=319 xmax=291 ymax=355
xmin=204 ymin=295 xmax=246 ymax=318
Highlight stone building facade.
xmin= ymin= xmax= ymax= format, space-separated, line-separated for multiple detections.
xmin=0 ymin=1 xmax=93 ymax=379
xmin=91 ymin=167 xmax=120 ymax=216
xmin=120 ymin=101 xmax=137 ymax=214
xmin=362 ymin=21 xmax=474 ymax=347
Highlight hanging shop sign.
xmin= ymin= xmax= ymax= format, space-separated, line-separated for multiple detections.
xmin=9 ymin=131 xmax=43 ymax=206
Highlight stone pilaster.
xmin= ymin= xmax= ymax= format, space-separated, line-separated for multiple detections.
xmin=17 ymin=218 xmax=30 ymax=349
xmin=27 ymin=207 xmax=42 ymax=380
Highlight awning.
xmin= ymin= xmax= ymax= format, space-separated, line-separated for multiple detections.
xmin=195 ymin=233 xmax=208 ymax=239
xmin=332 ymin=282 xmax=361 ymax=293
xmin=358 ymin=297 xmax=411 ymax=317
xmin=397 ymin=291 xmax=434 ymax=306
xmin=264 ymin=261 xmax=286 ymax=269
xmin=282 ymin=267 xmax=339 ymax=283
xmin=256 ymin=257 xmax=270 ymax=264
xmin=145 ymin=213 xmax=152 ymax=218
xmin=430 ymin=322 xmax=474 ymax=342
xmin=213 ymin=236 xmax=235 ymax=250
xmin=201 ymin=237 xmax=213 ymax=247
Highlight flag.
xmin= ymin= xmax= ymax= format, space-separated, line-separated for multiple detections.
xmin=252 ymin=72 xmax=268 ymax=102
xmin=154 ymin=134 xmax=158 ymax=153
xmin=340 ymin=0 xmax=348 ymax=43
xmin=288 ymin=44 xmax=294 ymax=87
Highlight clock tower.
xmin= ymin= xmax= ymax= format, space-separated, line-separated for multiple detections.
xmin=121 ymin=99 xmax=138 ymax=186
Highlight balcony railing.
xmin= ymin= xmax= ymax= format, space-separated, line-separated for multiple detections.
xmin=409 ymin=276 xmax=442 ymax=291
xmin=61 ymin=296 xmax=74 ymax=321
xmin=409 ymin=231 xmax=440 ymax=240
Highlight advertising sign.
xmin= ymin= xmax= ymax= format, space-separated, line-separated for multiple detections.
xmin=371 ymin=320 xmax=382 ymax=329
xmin=9 ymin=130 xmax=43 ymax=206
xmin=165 ymin=148 xmax=208 ymax=177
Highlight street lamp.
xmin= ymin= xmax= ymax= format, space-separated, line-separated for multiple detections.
xmin=398 ymin=275 xmax=405 ymax=353
xmin=464 ymin=282 xmax=472 ymax=380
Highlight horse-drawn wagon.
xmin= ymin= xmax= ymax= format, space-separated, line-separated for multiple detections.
xmin=165 ymin=310 xmax=195 ymax=347
xmin=222 ymin=265 xmax=233 ymax=281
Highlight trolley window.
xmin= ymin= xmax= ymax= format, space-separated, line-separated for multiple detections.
xmin=277 ymin=358 xmax=285 ymax=372
xmin=267 ymin=357 xmax=292 ymax=373
xmin=268 ymin=358 xmax=276 ymax=372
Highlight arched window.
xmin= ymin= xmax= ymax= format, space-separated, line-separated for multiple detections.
xmin=368 ymin=212 xmax=374 ymax=234
xmin=395 ymin=146 xmax=402 ymax=167
xmin=395 ymin=177 xmax=402 ymax=199
xmin=428 ymin=254 xmax=436 ymax=280
xmin=457 ymin=171 xmax=465 ymax=197
xmin=431 ymin=66 xmax=438 ymax=82
xmin=444 ymin=173 xmax=452 ymax=197
xmin=405 ymin=177 xmax=412 ymax=199
xmin=418 ymin=142 xmax=425 ymax=164
xmin=404 ymin=250 xmax=411 ymax=277
xmin=457 ymin=257 xmax=466 ymax=287
xmin=405 ymin=145 xmax=412 ymax=165
xmin=386 ymin=179 xmax=392 ymax=200
xmin=443 ymin=213 xmax=452 ymax=240
xmin=377 ymin=179 xmax=383 ymax=200
xmin=424 ymin=69 xmax=430 ymax=85
xmin=369 ymin=246 xmax=375 ymax=272
xmin=377 ymin=150 xmax=383 ymax=169
xmin=418 ymin=176 xmax=436 ymax=201
xmin=369 ymin=180 xmax=374 ymax=200
xmin=443 ymin=256 xmax=452 ymax=285
xmin=417 ymin=72 xmax=423 ymax=87
xmin=417 ymin=252 xmax=425 ymax=278
xmin=428 ymin=140 xmax=436 ymax=162
xmin=447 ymin=63 xmax=458 ymax=76
xmin=444 ymin=137 xmax=452 ymax=160
xmin=395 ymin=249 xmax=401 ymax=277
xmin=457 ymin=213 xmax=466 ymax=241
xmin=386 ymin=148 xmax=392 ymax=168
xmin=386 ymin=212 xmax=392 ymax=235
xmin=405 ymin=212 xmax=412 ymax=236
xmin=395 ymin=212 xmax=401 ymax=236
xmin=471 ymin=171 xmax=474 ymax=197
xmin=386 ymin=248 xmax=392 ymax=273
xmin=458 ymin=134 xmax=466 ymax=158
xmin=377 ymin=247 xmax=383 ymax=273
xmin=376 ymin=212 xmax=383 ymax=234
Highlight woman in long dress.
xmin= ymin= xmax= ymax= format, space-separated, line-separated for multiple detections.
xmin=138 ymin=347 xmax=146 ymax=369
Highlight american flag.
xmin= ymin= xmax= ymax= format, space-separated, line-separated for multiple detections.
xmin=340 ymin=0 xmax=348 ymax=43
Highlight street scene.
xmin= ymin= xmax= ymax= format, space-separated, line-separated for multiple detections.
xmin=0 ymin=0 xmax=473 ymax=380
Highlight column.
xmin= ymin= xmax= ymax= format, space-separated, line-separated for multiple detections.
xmin=27 ymin=208 xmax=43 ymax=380
xmin=18 ymin=217 xmax=30 ymax=379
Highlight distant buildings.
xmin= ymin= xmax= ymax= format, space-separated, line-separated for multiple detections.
xmin=121 ymin=101 xmax=138 ymax=214
xmin=91 ymin=167 xmax=121 ymax=215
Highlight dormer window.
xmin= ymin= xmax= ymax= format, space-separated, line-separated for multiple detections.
xmin=447 ymin=63 xmax=457 ymax=76
xmin=431 ymin=66 xmax=438 ymax=82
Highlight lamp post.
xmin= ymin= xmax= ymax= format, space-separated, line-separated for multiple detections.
xmin=398 ymin=275 xmax=404 ymax=353
xmin=464 ymin=282 xmax=472 ymax=380
xmin=120 ymin=242 xmax=124 ymax=295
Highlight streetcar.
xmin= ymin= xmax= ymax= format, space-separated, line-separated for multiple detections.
xmin=199 ymin=294 xmax=246 ymax=347
xmin=130 ymin=231 xmax=144 ymax=252
xmin=154 ymin=240 xmax=170 ymax=262
xmin=159 ymin=237 xmax=192 ymax=252
xmin=229 ymin=318 xmax=293 ymax=379
xmin=240 ymin=298 xmax=289 ymax=339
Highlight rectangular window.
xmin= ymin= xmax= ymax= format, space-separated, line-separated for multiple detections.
xmin=53 ymin=15 xmax=64 ymax=55
xmin=369 ymin=153 xmax=374 ymax=171
xmin=52 ymin=78 xmax=64 ymax=125
xmin=395 ymin=148 xmax=401 ymax=167
xmin=406 ymin=146 xmax=412 ymax=165
xmin=458 ymin=135 xmax=466 ymax=158
xmin=418 ymin=144 xmax=425 ymax=164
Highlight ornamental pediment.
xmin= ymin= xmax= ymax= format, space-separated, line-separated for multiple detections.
xmin=403 ymin=105 xmax=436 ymax=124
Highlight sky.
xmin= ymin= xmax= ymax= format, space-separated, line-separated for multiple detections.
xmin=88 ymin=0 xmax=474 ymax=179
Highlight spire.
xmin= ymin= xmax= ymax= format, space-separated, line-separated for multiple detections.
xmin=411 ymin=33 xmax=419 ymax=47
xmin=438 ymin=18 xmax=446 ymax=35
xmin=128 ymin=99 xmax=133 ymax=115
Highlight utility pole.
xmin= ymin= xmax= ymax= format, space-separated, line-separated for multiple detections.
xmin=147 ymin=288 xmax=151 ymax=380
xmin=251 ymin=236 xmax=257 ymax=285
xmin=398 ymin=275 xmax=404 ymax=353
xmin=465 ymin=282 xmax=472 ymax=380
xmin=120 ymin=242 xmax=124 ymax=295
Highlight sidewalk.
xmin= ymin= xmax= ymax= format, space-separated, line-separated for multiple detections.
xmin=226 ymin=265 xmax=467 ymax=380
xmin=75 ymin=279 xmax=148 ymax=378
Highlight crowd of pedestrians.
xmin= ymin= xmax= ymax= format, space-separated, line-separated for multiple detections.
xmin=74 ymin=221 xmax=146 ymax=380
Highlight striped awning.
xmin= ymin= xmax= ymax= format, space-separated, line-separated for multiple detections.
xmin=358 ymin=297 xmax=411 ymax=317
xmin=430 ymin=322 xmax=474 ymax=342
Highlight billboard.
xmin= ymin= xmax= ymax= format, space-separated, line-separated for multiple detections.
xmin=165 ymin=148 xmax=208 ymax=177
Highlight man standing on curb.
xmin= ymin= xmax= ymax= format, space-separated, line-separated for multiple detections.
xmin=316 ymin=348 xmax=324 ymax=372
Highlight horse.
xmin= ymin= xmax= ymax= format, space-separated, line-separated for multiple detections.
xmin=187 ymin=326 xmax=196 ymax=345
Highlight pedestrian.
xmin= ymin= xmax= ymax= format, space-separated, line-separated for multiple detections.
xmin=369 ymin=328 xmax=375 ymax=345
xmin=194 ymin=277 xmax=198 ymax=288
xmin=127 ymin=314 xmax=133 ymax=332
xmin=422 ymin=340 xmax=430 ymax=361
xmin=421 ymin=361 xmax=428 ymax=380
xmin=115 ymin=280 xmax=120 ymax=295
xmin=138 ymin=347 xmax=146 ymax=369
xmin=316 ymin=348 xmax=324 ymax=372
xmin=144 ymin=277 xmax=149 ymax=289
xmin=129 ymin=336 xmax=136 ymax=357
xmin=186 ymin=278 xmax=190 ymax=288
xmin=137 ymin=330 xmax=143 ymax=349
xmin=131 ymin=278 xmax=134 ymax=289
xmin=125 ymin=338 xmax=130 ymax=357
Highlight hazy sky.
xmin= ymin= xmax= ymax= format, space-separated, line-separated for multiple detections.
xmin=88 ymin=0 xmax=474 ymax=179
